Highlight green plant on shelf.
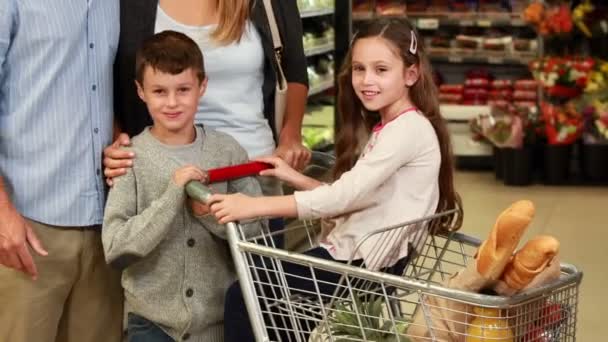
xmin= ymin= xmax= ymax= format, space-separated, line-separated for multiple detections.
xmin=302 ymin=126 xmax=333 ymax=150
xmin=328 ymin=295 xmax=410 ymax=342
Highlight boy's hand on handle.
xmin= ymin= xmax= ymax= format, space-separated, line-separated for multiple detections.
xmin=103 ymin=133 xmax=134 ymax=186
xmin=189 ymin=198 xmax=211 ymax=217
xmin=208 ymin=193 xmax=256 ymax=224
xmin=173 ymin=165 xmax=207 ymax=187
xmin=0 ymin=208 xmax=48 ymax=280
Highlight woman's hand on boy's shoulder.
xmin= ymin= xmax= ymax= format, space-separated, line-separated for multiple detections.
xmin=103 ymin=133 xmax=134 ymax=186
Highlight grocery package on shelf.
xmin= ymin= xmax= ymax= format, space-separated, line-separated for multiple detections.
xmin=307 ymin=55 xmax=334 ymax=95
xmin=438 ymin=68 xmax=537 ymax=111
xmin=352 ymin=0 xmax=405 ymax=16
xmin=463 ymin=69 xmax=492 ymax=105
xmin=298 ymin=0 xmax=334 ymax=13
xmin=375 ymin=0 xmax=406 ymax=16
xmin=300 ymin=3 xmax=336 ymax=98
xmin=356 ymin=0 xmax=525 ymax=14
xmin=302 ymin=11 xmax=335 ymax=51
xmin=439 ymin=84 xmax=464 ymax=104
xmin=300 ymin=1 xmax=336 ymax=153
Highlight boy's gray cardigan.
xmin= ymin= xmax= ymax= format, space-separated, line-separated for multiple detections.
xmin=102 ymin=126 xmax=265 ymax=342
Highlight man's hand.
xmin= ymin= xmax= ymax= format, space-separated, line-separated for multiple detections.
xmin=103 ymin=133 xmax=134 ymax=186
xmin=0 ymin=208 xmax=48 ymax=280
xmin=273 ymin=136 xmax=311 ymax=171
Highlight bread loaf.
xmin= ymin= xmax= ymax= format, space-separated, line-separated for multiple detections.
xmin=501 ymin=235 xmax=560 ymax=290
xmin=476 ymin=200 xmax=535 ymax=281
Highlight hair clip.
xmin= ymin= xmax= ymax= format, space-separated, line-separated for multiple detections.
xmin=349 ymin=30 xmax=359 ymax=46
xmin=409 ymin=30 xmax=417 ymax=55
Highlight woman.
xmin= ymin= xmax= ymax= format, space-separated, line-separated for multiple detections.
xmin=106 ymin=0 xmax=311 ymax=186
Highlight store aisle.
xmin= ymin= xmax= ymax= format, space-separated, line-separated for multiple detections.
xmin=455 ymin=170 xmax=608 ymax=341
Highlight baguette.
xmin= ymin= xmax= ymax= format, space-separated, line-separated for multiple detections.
xmin=476 ymin=200 xmax=535 ymax=281
xmin=501 ymin=235 xmax=560 ymax=290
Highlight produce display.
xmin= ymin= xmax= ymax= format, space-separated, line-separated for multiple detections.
xmin=298 ymin=0 xmax=334 ymax=12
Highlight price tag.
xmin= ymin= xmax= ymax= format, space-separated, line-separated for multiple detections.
xmin=477 ymin=20 xmax=492 ymax=27
xmin=511 ymin=19 xmax=525 ymax=26
xmin=448 ymin=56 xmax=464 ymax=63
xmin=417 ymin=18 xmax=439 ymax=30
xmin=459 ymin=20 xmax=474 ymax=27
xmin=488 ymin=57 xmax=504 ymax=64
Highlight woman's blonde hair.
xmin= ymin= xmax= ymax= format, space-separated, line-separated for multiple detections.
xmin=211 ymin=0 xmax=250 ymax=44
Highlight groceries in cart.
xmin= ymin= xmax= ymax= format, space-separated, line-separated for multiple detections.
xmin=221 ymin=194 xmax=581 ymax=341
xmin=408 ymin=200 xmax=569 ymax=342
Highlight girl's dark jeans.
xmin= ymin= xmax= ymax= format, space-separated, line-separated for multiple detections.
xmin=127 ymin=313 xmax=174 ymax=342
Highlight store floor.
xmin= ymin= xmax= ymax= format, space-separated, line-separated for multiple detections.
xmin=455 ymin=170 xmax=608 ymax=341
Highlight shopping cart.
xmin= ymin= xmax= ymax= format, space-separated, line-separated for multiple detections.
xmin=187 ymin=153 xmax=582 ymax=342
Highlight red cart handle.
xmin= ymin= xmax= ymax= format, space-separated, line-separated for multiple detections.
xmin=207 ymin=161 xmax=273 ymax=183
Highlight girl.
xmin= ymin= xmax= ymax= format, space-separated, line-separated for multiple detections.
xmin=209 ymin=18 xmax=457 ymax=341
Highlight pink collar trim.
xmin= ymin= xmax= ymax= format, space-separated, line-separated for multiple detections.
xmin=373 ymin=107 xmax=417 ymax=132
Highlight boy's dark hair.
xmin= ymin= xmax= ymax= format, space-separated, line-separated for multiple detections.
xmin=135 ymin=30 xmax=205 ymax=84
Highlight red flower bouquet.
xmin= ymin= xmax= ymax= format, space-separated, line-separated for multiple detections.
xmin=530 ymin=57 xmax=595 ymax=100
xmin=540 ymin=101 xmax=584 ymax=145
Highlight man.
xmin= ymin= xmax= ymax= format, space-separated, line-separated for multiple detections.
xmin=0 ymin=1 xmax=123 ymax=341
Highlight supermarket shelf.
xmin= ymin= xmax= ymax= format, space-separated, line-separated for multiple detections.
xmin=428 ymin=47 xmax=536 ymax=65
xmin=308 ymin=79 xmax=334 ymax=97
xmin=300 ymin=8 xmax=334 ymax=18
xmin=352 ymin=12 xmax=375 ymax=21
xmin=441 ymin=104 xmax=491 ymax=121
xmin=353 ymin=11 xmax=526 ymax=28
xmin=451 ymin=131 xmax=494 ymax=157
xmin=305 ymin=43 xmax=335 ymax=57
xmin=439 ymin=105 xmax=494 ymax=157
xmin=410 ymin=12 xmax=526 ymax=29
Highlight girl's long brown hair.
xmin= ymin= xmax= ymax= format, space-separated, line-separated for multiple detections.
xmin=334 ymin=18 xmax=457 ymax=214
xmin=211 ymin=0 xmax=250 ymax=44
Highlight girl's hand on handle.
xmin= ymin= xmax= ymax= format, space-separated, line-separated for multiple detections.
xmin=103 ymin=133 xmax=134 ymax=186
xmin=173 ymin=165 xmax=207 ymax=187
xmin=255 ymin=156 xmax=301 ymax=184
xmin=208 ymin=193 xmax=257 ymax=224
xmin=256 ymin=156 xmax=323 ymax=191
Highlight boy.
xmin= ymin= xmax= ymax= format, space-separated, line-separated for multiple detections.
xmin=102 ymin=31 xmax=264 ymax=342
